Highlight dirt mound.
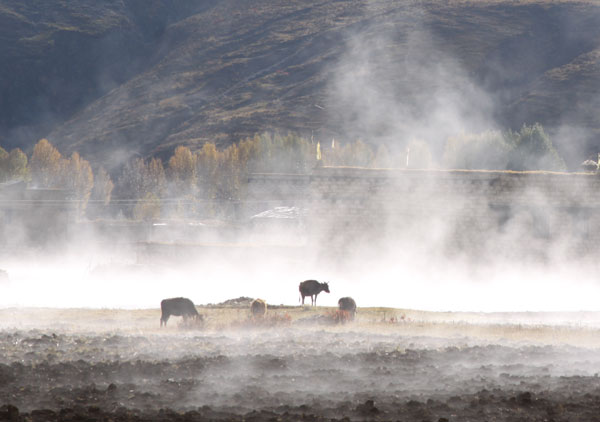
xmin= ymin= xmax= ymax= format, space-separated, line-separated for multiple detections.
xmin=216 ymin=297 xmax=255 ymax=307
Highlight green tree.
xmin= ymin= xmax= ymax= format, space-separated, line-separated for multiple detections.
xmin=322 ymin=139 xmax=344 ymax=166
xmin=443 ymin=131 xmax=510 ymax=170
xmin=334 ymin=139 xmax=375 ymax=167
xmin=506 ymin=123 xmax=566 ymax=171
xmin=405 ymin=139 xmax=432 ymax=169
xmin=373 ymin=144 xmax=392 ymax=168
xmin=276 ymin=133 xmax=314 ymax=173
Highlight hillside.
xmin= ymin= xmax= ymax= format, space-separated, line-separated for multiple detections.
xmin=1 ymin=0 xmax=599 ymax=170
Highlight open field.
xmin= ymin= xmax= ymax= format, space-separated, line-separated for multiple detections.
xmin=2 ymin=305 xmax=600 ymax=421
xmin=3 ymin=305 xmax=600 ymax=346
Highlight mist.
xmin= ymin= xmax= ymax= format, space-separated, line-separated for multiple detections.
xmin=2 ymin=217 xmax=600 ymax=315
xmin=2 ymin=3 xmax=600 ymax=317
xmin=324 ymin=3 xmax=497 ymax=156
xmin=6 ymin=4 xmax=600 ymax=422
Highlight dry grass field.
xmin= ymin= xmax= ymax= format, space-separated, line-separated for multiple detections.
xmin=3 ymin=304 xmax=600 ymax=421
xmin=3 ymin=304 xmax=600 ymax=346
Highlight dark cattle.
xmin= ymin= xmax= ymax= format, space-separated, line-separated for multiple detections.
xmin=338 ymin=297 xmax=357 ymax=320
xmin=250 ymin=298 xmax=267 ymax=317
xmin=160 ymin=297 xmax=200 ymax=327
xmin=299 ymin=280 xmax=330 ymax=306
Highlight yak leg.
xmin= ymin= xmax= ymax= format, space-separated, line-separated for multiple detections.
xmin=160 ymin=315 xmax=169 ymax=327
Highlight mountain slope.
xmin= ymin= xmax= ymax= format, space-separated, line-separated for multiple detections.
xmin=1 ymin=0 xmax=599 ymax=170
xmin=0 ymin=0 xmax=213 ymax=149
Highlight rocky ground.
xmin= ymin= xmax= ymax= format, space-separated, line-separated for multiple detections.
xmin=1 ymin=306 xmax=600 ymax=421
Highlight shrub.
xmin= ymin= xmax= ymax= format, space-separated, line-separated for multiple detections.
xmin=326 ymin=309 xmax=353 ymax=324
xmin=443 ymin=131 xmax=509 ymax=170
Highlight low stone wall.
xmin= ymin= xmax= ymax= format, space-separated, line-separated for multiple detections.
xmin=248 ymin=167 xmax=600 ymax=257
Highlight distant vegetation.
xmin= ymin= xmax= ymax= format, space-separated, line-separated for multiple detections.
xmin=0 ymin=123 xmax=568 ymax=220
xmin=443 ymin=123 xmax=566 ymax=172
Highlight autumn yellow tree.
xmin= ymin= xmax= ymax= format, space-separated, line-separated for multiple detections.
xmin=116 ymin=157 xmax=166 ymax=219
xmin=64 ymin=152 xmax=94 ymax=216
xmin=91 ymin=166 xmax=114 ymax=206
xmin=195 ymin=142 xmax=220 ymax=200
xmin=146 ymin=158 xmax=166 ymax=197
xmin=133 ymin=192 xmax=161 ymax=221
xmin=217 ymin=143 xmax=241 ymax=200
xmin=0 ymin=147 xmax=8 ymax=181
xmin=7 ymin=148 xmax=28 ymax=181
xmin=238 ymin=134 xmax=262 ymax=173
xmin=118 ymin=157 xmax=166 ymax=199
xmin=89 ymin=166 xmax=114 ymax=218
xmin=116 ymin=158 xmax=146 ymax=200
xmin=324 ymin=139 xmax=375 ymax=167
xmin=168 ymin=146 xmax=197 ymax=196
xmin=30 ymin=139 xmax=63 ymax=187
xmin=238 ymin=132 xmax=316 ymax=173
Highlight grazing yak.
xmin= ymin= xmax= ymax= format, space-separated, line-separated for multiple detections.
xmin=160 ymin=297 xmax=201 ymax=327
xmin=250 ymin=298 xmax=267 ymax=317
xmin=299 ymin=279 xmax=330 ymax=306
xmin=338 ymin=297 xmax=357 ymax=320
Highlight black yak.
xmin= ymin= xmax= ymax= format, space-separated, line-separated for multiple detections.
xmin=299 ymin=280 xmax=330 ymax=306
xmin=338 ymin=297 xmax=357 ymax=320
xmin=250 ymin=298 xmax=267 ymax=317
xmin=160 ymin=297 xmax=201 ymax=327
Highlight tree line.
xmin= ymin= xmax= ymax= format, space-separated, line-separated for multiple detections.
xmin=0 ymin=123 xmax=567 ymax=220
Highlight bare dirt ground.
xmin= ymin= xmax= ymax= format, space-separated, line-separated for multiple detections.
xmin=2 ymin=305 xmax=600 ymax=421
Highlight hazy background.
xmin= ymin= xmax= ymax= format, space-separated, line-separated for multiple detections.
xmin=2 ymin=213 xmax=600 ymax=314
xmin=1 ymin=0 xmax=600 ymax=315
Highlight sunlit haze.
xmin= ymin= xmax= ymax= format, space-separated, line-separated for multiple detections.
xmin=2 ymin=241 xmax=600 ymax=314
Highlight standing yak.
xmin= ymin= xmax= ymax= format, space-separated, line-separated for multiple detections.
xmin=338 ymin=297 xmax=357 ymax=320
xmin=299 ymin=280 xmax=330 ymax=306
xmin=160 ymin=297 xmax=201 ymax=327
